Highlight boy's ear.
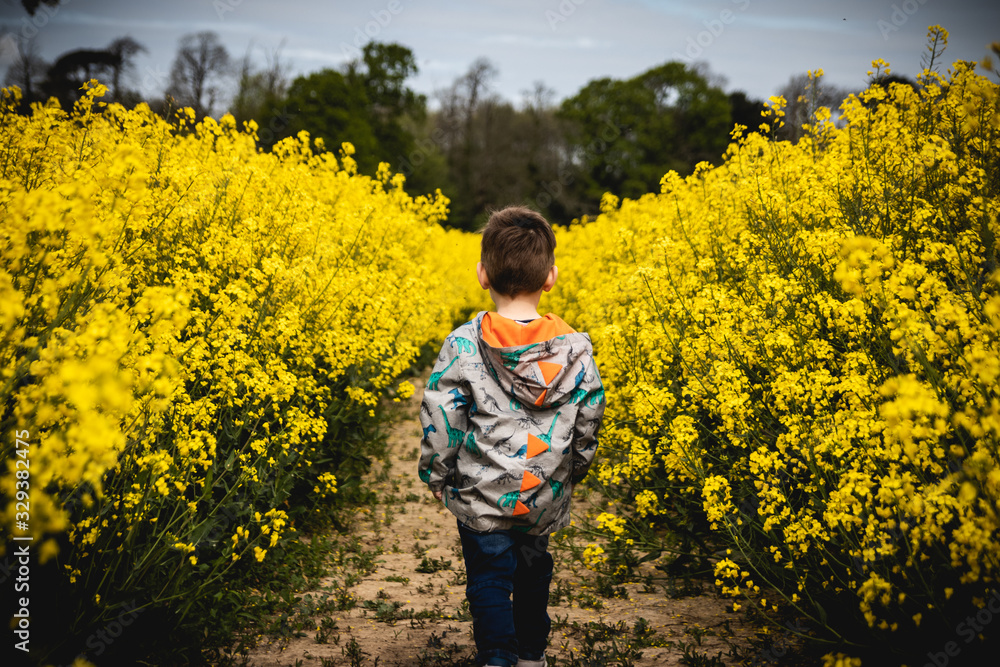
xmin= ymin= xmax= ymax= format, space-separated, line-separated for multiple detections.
xmin=542 ymin=265 xmax=558 ymax=292
xmin=476 ymin=262 xmax=491 ymax=290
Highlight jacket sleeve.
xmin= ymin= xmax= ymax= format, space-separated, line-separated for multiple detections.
xmin=417 ymin=336 xmax=471 ymax=493
xmin=570 ymin=355 xmax=606 ymax=484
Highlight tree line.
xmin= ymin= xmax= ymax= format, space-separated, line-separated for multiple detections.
xmin=3 ymin=18 xmax=861 ymax=230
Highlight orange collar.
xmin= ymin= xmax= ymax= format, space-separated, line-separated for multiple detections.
xmin=480 ymin=312 xmax=576 ymax=348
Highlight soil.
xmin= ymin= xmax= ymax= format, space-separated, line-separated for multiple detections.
xmin=242 ymin=375 xmax=755 ymax=666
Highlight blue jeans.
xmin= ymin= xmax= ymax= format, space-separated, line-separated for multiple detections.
xmin=457 ymin=521 xmax=553 ymax=666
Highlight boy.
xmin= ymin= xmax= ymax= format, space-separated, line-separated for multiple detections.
xmin=417 ymin=206 xmax=606 ymax=667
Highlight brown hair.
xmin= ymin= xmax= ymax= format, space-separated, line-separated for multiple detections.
xmin=480 ymin=206 xmax=557 ymax=297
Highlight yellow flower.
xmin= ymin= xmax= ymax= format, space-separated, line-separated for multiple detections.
xmin=0 ymin=77 xmax=483 ymax=634
xmin=545 ymin=37 xmax=1000 ymax=651
xmin=396 ymin=380 xmax=416 ymax=400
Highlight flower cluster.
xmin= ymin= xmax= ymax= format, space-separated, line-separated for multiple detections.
xmin=0 ymin=81 xmax=483 ymax=646
xmin=547 ymin=27 xmax=1000 ymax=659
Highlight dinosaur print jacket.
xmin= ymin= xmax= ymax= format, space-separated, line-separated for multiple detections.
xmin=417 ymin=311 xmax=606 ymax=536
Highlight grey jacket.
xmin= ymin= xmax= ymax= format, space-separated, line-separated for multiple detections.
xmin=417 ymin=311 xmax=605 ymax=535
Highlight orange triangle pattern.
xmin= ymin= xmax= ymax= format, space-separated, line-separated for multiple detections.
xmin=512 ymin=501 xmax=530 ymax=516
xmin=537 ymin=360 xmax=562 ymax=384
xmin=526 ymin=434 xmax=548 ymax=458
xmin=520 ymin=470 xmax=542 ymax=492
xmin=533 ymin=389 xmax=547 ymax=407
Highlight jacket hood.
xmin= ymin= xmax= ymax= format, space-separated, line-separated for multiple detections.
xmin=476 ymin=311 xmax=594 ymax=410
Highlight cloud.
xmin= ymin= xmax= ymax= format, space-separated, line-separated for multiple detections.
xmin=281 ymin=47 xmax=347 ymax=67
xmin=52 ymin=9 xmax=260 ymax=35
xmin=481 ymin=33 xmax=611 ymax=49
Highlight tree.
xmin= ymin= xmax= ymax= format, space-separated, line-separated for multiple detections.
xmin=559 ymin=75 xmax=648 ymax=203
xmin=345 ymin=42 xmax=426 ymax=175
xmin=36 ymin=37 xmax=147 ymax=111
xmin=43 ymin=47 xmax=120 ymax=108
xmin=349 ymin=42 xmax=422 ymax=120
xmin=19 ymin=0 xmax=60 ymax=15
xmin=3 ymin=33 xmax=146 ymax=111
xmin=106 ymin=36 xmax=146 ymax=104
xmin=231 ymin=41 xmax=290 ymax=132
xmin=166 ymin=31 xmax=231 ymax=119
xmin=263 ymin=42 xmax=427 ymax=182
xmin=776 ymin=72 xmax=854 ymax=142
xmin=433 ymin=58 xmax=501 ymax=228
xmin=269 ymin=68 xmax=378 ymax=161
xmin=559 ymin=61 xmax=733 ymax=208
xmin=518 ymin=81 xmax=579 ymax=224
xmin=2 ymin=34 xmax=47 ymax=110
xmin=427 ymin=63 xmax=581 ymax=229
xmin=728 ymin=91 xmax=767 ymax=134
xmin=395 ymin=111 xmax=452 ymax=204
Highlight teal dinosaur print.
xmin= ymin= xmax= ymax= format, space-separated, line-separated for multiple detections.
xmin=465 ymin=431 xmax=481 ymax=457
xmin=419 ymin=453 xmax=439 ymax=483
xmin=451 ymin=336 xmax=476 ymax=354
xmin=499 ymin=343 xmax=538 ymax=370
xmin=486 ymin=359 xmax=500 ymax=383
xmin=509 ymin=381 xmax=523 ymax=410
xmin=428 ymin=356 xmax=458 ymax=391
xmin=449 ymin=388 xmax=469 ymax=410
xmin=587 ymin=388 xmax=605 ymax=406
xmin=550 ymin=479 xmax=565 ymax=499
xmin=439 ymin=406 xmax=465 ymax=448
xmin=511 ymin=508 xmax=547 ymax=533
xmin=568 ymin=388 xmax=587 ymax=404
xmin=537 ymin=411 xmax=562 ymax=446
xmin=498 ymin=490 xmax=520 ymax=509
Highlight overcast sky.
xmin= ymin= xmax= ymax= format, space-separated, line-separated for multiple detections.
xmin=1 ymin=0 xmax=998 ymax=108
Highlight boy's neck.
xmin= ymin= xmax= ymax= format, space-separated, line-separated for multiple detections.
xmin=490 ymin=289 xmax=545 ymax=321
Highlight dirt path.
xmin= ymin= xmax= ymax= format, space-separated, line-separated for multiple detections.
xmin=244 ymin=376 xmax=752 ymax=666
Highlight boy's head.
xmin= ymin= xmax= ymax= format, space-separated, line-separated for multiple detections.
xmin=479 ymin=206 xmax=557 ymax=297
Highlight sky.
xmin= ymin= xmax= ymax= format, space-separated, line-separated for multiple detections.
xmin=0 ymin=0 xmax=998 ymax=109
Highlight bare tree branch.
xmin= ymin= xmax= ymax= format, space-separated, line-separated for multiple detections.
xmin=166 ymin=31 xmax=231 ymax=119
